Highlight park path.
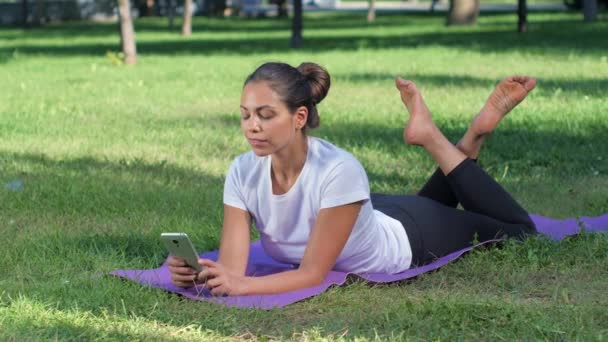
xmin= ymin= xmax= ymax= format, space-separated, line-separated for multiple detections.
xmin=307 ymin=1 xmax=567 ymax=13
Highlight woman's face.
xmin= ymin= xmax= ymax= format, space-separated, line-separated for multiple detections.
xmin=240 ymin=81 xmax=307 ymax=156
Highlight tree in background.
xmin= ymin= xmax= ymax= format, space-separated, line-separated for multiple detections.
xmin=33 ymin=0 xmax=46 ymax=26
xmin=118 ymin=0 xmax=137 ymax=64
xmin=447 ymin=0 xmax=479 ymax=25
xmin=182 ymin=0 xmax=192 ymax=35
xmin=518 ymin=0 xmax=527 ymax=32
xmin=21 ymin=0 xmax=29 ymax=28
xmin=270 ymin=0 xmax=288 ymax=18
xmin=138 ymin=0 xmax=153 ymax=16
xmin=367 ymin=0 xmax=375 ymax=23
xmin=204 ymin=0 xmax=226 ymax=16
xmin=291 ymin=0 xmax=302 ymax=48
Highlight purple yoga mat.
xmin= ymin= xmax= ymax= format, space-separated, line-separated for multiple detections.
xmin=110 ymin=213 xmax=608 ymax=309
xmin=579 ymin=213 xmax=608 ymax=233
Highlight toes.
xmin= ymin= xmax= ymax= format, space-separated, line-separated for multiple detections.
xmin=395 ymin=77 xmax=417 ymax=94
xmin=523 ymin=77 xmax=537 ymax=92
xmin=395 ymin=76 xmax=407 ymax=89
xmin=507 ymin=76 xmax=537 ymax=92
xmin=395 ymin=76 xmax=413 ymax=90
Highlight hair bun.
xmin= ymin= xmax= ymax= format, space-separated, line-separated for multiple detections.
xmin=297 ymin=62 xmax=331 ymax=105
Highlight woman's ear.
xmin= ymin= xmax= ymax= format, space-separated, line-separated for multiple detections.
xmin=295 ymin=106 xmax=308 ymax=130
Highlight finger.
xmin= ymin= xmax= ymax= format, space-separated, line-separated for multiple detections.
xmin=169 ymin=265 xmax=196 ymax=273
xmin=173 ymin=281 xmax=187 ymax=287
xmin=171 ymin=275 xmax=196 ymax=287
xmin=211 ymin=285 xmax=228 ymax=296
xmin=173 ymin=281 xmax=194 ymax=288
xmin=171 ymin=273 xmax=197 ymax=282
xmin=205 ymin=276 xmax=222 ymax=289
xmin=199 ymin=268 xmax=221 ymax=281
xmin=199 ymin=267 xmax=222 ymax=280
xmin=168 ymin=266 xmax=196 ymax=275
xmin=167 ymin=256 xmax=186 ymax=267
xmin=199 ymin=259 xmax=219 ymax=268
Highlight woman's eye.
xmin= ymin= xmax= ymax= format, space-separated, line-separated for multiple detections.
xmin=259 ymin=113 xmax=274 ymax=120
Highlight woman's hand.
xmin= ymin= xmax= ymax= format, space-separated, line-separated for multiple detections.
xmin=198 ymin=259 xmax=248 ymax=296
xmin=167 ymin=256 xmax=200 ymax=288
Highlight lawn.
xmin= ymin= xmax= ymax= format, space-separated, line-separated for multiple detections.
xmin=1 ymin=11 xmax=607 ymax=340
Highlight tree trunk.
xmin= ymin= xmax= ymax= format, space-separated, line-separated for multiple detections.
xmin=291 ymin=0 xmax=303 ymax=48
xmin=517 ymin=0 xmax=527 ymax=33
xmin=182 ymin=0 xmax=192 ymax=35
xmin=583 ymin=0 xmax=598 ymax=22
xmin=167 ymin=0 xmax=175 ymax=30
xmin=33 ymin=0 xmax=45 ymax=26
xmin=276 ymin=0 xmax=287 ymax=18
xmin=430 ymin=0 xmax=439 ymax=13
xmin=22 ymin=0 xmax=29 ymax=28
xmin=138 ymin=0 xmax=155 ymax=16
xmin=367 ymin=0 xmax=375 ymax=23
xmin=446 ymin=0 xmax=479 ymax=26
xmin=118 ymin=0 xmax=137 ymax=65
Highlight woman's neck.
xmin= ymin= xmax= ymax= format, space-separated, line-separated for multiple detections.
xmin=271 ymin=135 xmax=308 ymax=188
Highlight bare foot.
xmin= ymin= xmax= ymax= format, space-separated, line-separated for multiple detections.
xmin=471 ymin=76 xmax=536 ymax=136
xmin=395 ymin=77 xmax=439 ymax=146
xmin=396 ymin=77 xmax=468 ymax=174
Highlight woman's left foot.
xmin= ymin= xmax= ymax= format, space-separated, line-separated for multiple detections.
xmin=471 ymin=76 xmax=537 ymax=137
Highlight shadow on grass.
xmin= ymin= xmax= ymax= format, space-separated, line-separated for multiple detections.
xmin=329 ymin=118 xmax=605 ymax=174
xmin=0 ymin=13 xmax=419 ymax=41
xmin=2 ymin=108 xmax=601 ymax=222
xmin=1 ymin=152 xmax=225 ymax=232
xmin=1 ymin=14 xmax=606 ymax=57
xmin=0 ymin=12 xmax=510 ymax=37
xmin=334 ymin=73 xmax=608 ymax=97
xmin=0 ymin=295 xmax=244 ymax=340
xmin=154 ymin=109 xmax=607 ymax=199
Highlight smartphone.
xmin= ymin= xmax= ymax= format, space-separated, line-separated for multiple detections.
xmin=160 ymin=232 xmax=204 ymax=273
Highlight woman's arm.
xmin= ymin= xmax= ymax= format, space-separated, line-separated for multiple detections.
xmin=168 ymin=204 xmax=251 ymax=287
xmin=217 ymin=204 xmax=252 ymax=275
xmin=200 ymin=201 xmax=363 ymax=295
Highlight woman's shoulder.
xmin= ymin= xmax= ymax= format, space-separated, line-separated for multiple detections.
xmin=228 ymin=150 xmax=266 ymax=173
xmin=309 ymin=136 xmax=366 ymax=173
xmin=308 ymin=137 xmax=370 ymax=193
xmin=310 ymin=136 xmax=361 ymax=164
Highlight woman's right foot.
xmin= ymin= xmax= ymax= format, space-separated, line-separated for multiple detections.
xmin=395 ymin=77 xmax=468 ymax=174
xmin=470 ymin=76 xmax=536 ymax=137
xmin=395 ymin=77 xmax=440 ymax=147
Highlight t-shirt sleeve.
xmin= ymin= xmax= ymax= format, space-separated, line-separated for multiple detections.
xmin=319 ymin=156 xmax=370 ymax=209
xmin=223 ymin=158 xmax=248 ymax=211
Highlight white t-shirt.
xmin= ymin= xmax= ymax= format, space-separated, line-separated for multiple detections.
xmin=223 ymin=136 xmax=412 ymax=274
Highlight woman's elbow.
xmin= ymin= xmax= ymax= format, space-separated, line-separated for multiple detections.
xmin=301 ymin=268 xmax=327 ymax=287
xmin=312 ymin=274 xmax=326 ymax=287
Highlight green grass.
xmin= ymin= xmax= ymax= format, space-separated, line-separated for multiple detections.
xmin=1 ymin=12 xmax=608 ymax=340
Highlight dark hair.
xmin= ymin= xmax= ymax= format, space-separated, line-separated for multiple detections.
xmin=244 ymin=62 xmax=331 ymax=130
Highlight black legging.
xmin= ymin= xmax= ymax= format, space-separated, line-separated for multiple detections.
xmin=371 ymin=158 xmax=537 ymax=267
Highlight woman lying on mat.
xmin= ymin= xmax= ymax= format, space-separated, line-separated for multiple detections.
xmin=168 ymin=62 xmax=538 ymax=295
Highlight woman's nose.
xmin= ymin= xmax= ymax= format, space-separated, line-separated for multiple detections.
xmin=246 ymin=117 xmax=261 ymax=131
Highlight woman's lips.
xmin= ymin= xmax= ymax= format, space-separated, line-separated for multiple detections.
xmin=248 ymin=138 xmax=267 ymax=147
